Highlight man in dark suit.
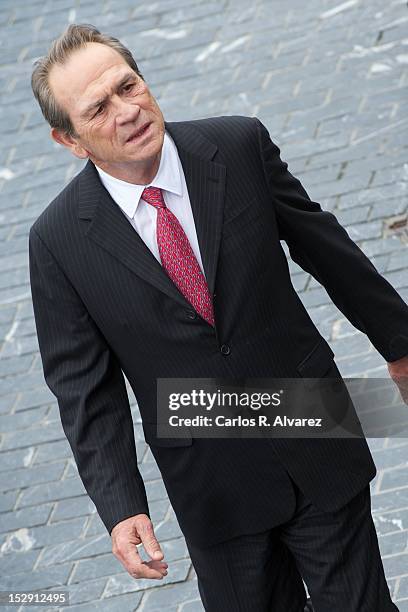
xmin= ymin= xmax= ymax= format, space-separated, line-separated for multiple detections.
xmin=29 ymin=24 xmax=407 ymax=611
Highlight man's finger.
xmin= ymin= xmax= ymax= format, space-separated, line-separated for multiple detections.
xmin=137 ymin=519 xmax=164 ymax=561
xmin=117 ymin=542 xmax=167 ymax=579
xmin=130 ymin=561 xmax=168 ymax=580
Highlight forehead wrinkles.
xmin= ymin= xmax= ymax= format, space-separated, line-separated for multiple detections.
xmin=83 ymin=64 xmax=132 ymax=104
xmin=52 ymin=54 xmax=133 ymax=118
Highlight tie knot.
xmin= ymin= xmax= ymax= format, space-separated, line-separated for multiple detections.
xmin=142 ymin=186 xmax=166 ymax=209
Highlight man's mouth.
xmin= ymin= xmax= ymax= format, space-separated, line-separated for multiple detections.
xmin=126 ymin=123 xmax=151 ymax=142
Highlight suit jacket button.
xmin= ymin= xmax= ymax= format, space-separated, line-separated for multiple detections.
xmin=220 ymin=344 xmax=231 ymax=356
xmin=186 ymin=309 xmax=197 ymax=320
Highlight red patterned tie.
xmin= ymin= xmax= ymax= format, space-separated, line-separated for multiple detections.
xmin=141 ymin=187 xmax=215 ymax=327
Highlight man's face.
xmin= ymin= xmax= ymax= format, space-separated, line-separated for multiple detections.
xmin=49 ymin=42 xmax=165 ymax=178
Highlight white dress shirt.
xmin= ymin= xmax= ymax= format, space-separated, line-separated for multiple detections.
xmin=94 ymin=131 xmax=207 ymax=278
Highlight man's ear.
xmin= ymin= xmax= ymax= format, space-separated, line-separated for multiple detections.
xmin=50 ymin=127 xmax=89 ymax=159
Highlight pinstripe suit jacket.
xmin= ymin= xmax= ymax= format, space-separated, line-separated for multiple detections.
xmin=29 ymin=116 xmax=408 ymax=547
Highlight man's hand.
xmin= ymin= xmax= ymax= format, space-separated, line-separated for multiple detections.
xmin=111 ymin=514 xmax=168 ymax=580
xmin=387 ymin=355 xmax=408 ymax=405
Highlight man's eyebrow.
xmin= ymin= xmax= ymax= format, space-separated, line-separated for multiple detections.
xmin=80 ymin=74 xmax=137 ymax=118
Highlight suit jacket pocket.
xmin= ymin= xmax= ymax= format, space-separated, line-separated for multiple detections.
xmin=142 ymin=421 xmax=193 ymax=447
xmin=296 ymin=339 xmax=335 ymax=378
xmin=222 ymin=198 xmax=263 ymax=239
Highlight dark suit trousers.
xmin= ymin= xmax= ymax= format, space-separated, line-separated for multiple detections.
xmin=185 ymin=474 xmax=398 ymax=612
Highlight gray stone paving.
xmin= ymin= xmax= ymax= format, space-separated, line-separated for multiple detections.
xmin=0 ymin=0 xmax=408 ymax=609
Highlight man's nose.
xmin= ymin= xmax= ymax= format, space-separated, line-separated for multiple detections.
xmin=114 ymin=96 xmax=140 ymax=124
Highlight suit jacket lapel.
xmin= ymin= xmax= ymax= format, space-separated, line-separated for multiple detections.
xmin=165 ymin=121 xmax=226 ymax=297
xmin=78 ymin=120 xmax=226 ymax=307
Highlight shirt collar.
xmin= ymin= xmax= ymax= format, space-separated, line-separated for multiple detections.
xmin=94 ymin=130 xmax=183 ymax=219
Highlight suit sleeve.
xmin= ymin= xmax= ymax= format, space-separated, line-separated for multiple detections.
xmin=254 ymin=116 xmax=408 ymax=363
xmin=29 ymin=226 xmax=149 ymax=534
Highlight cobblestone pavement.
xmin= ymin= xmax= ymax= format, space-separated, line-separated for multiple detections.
xmin=0 ymin=0 xmax=408 ymax=610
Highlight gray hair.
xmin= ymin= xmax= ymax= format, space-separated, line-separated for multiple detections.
xmin=31 ymin=23 xmax=144 ymax=137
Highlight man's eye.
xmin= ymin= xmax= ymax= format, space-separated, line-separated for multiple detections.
xmin=123 ymin=84 xmax=134 ymax=92
xmin=94 ymin=105 xmax=105 ymax=117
